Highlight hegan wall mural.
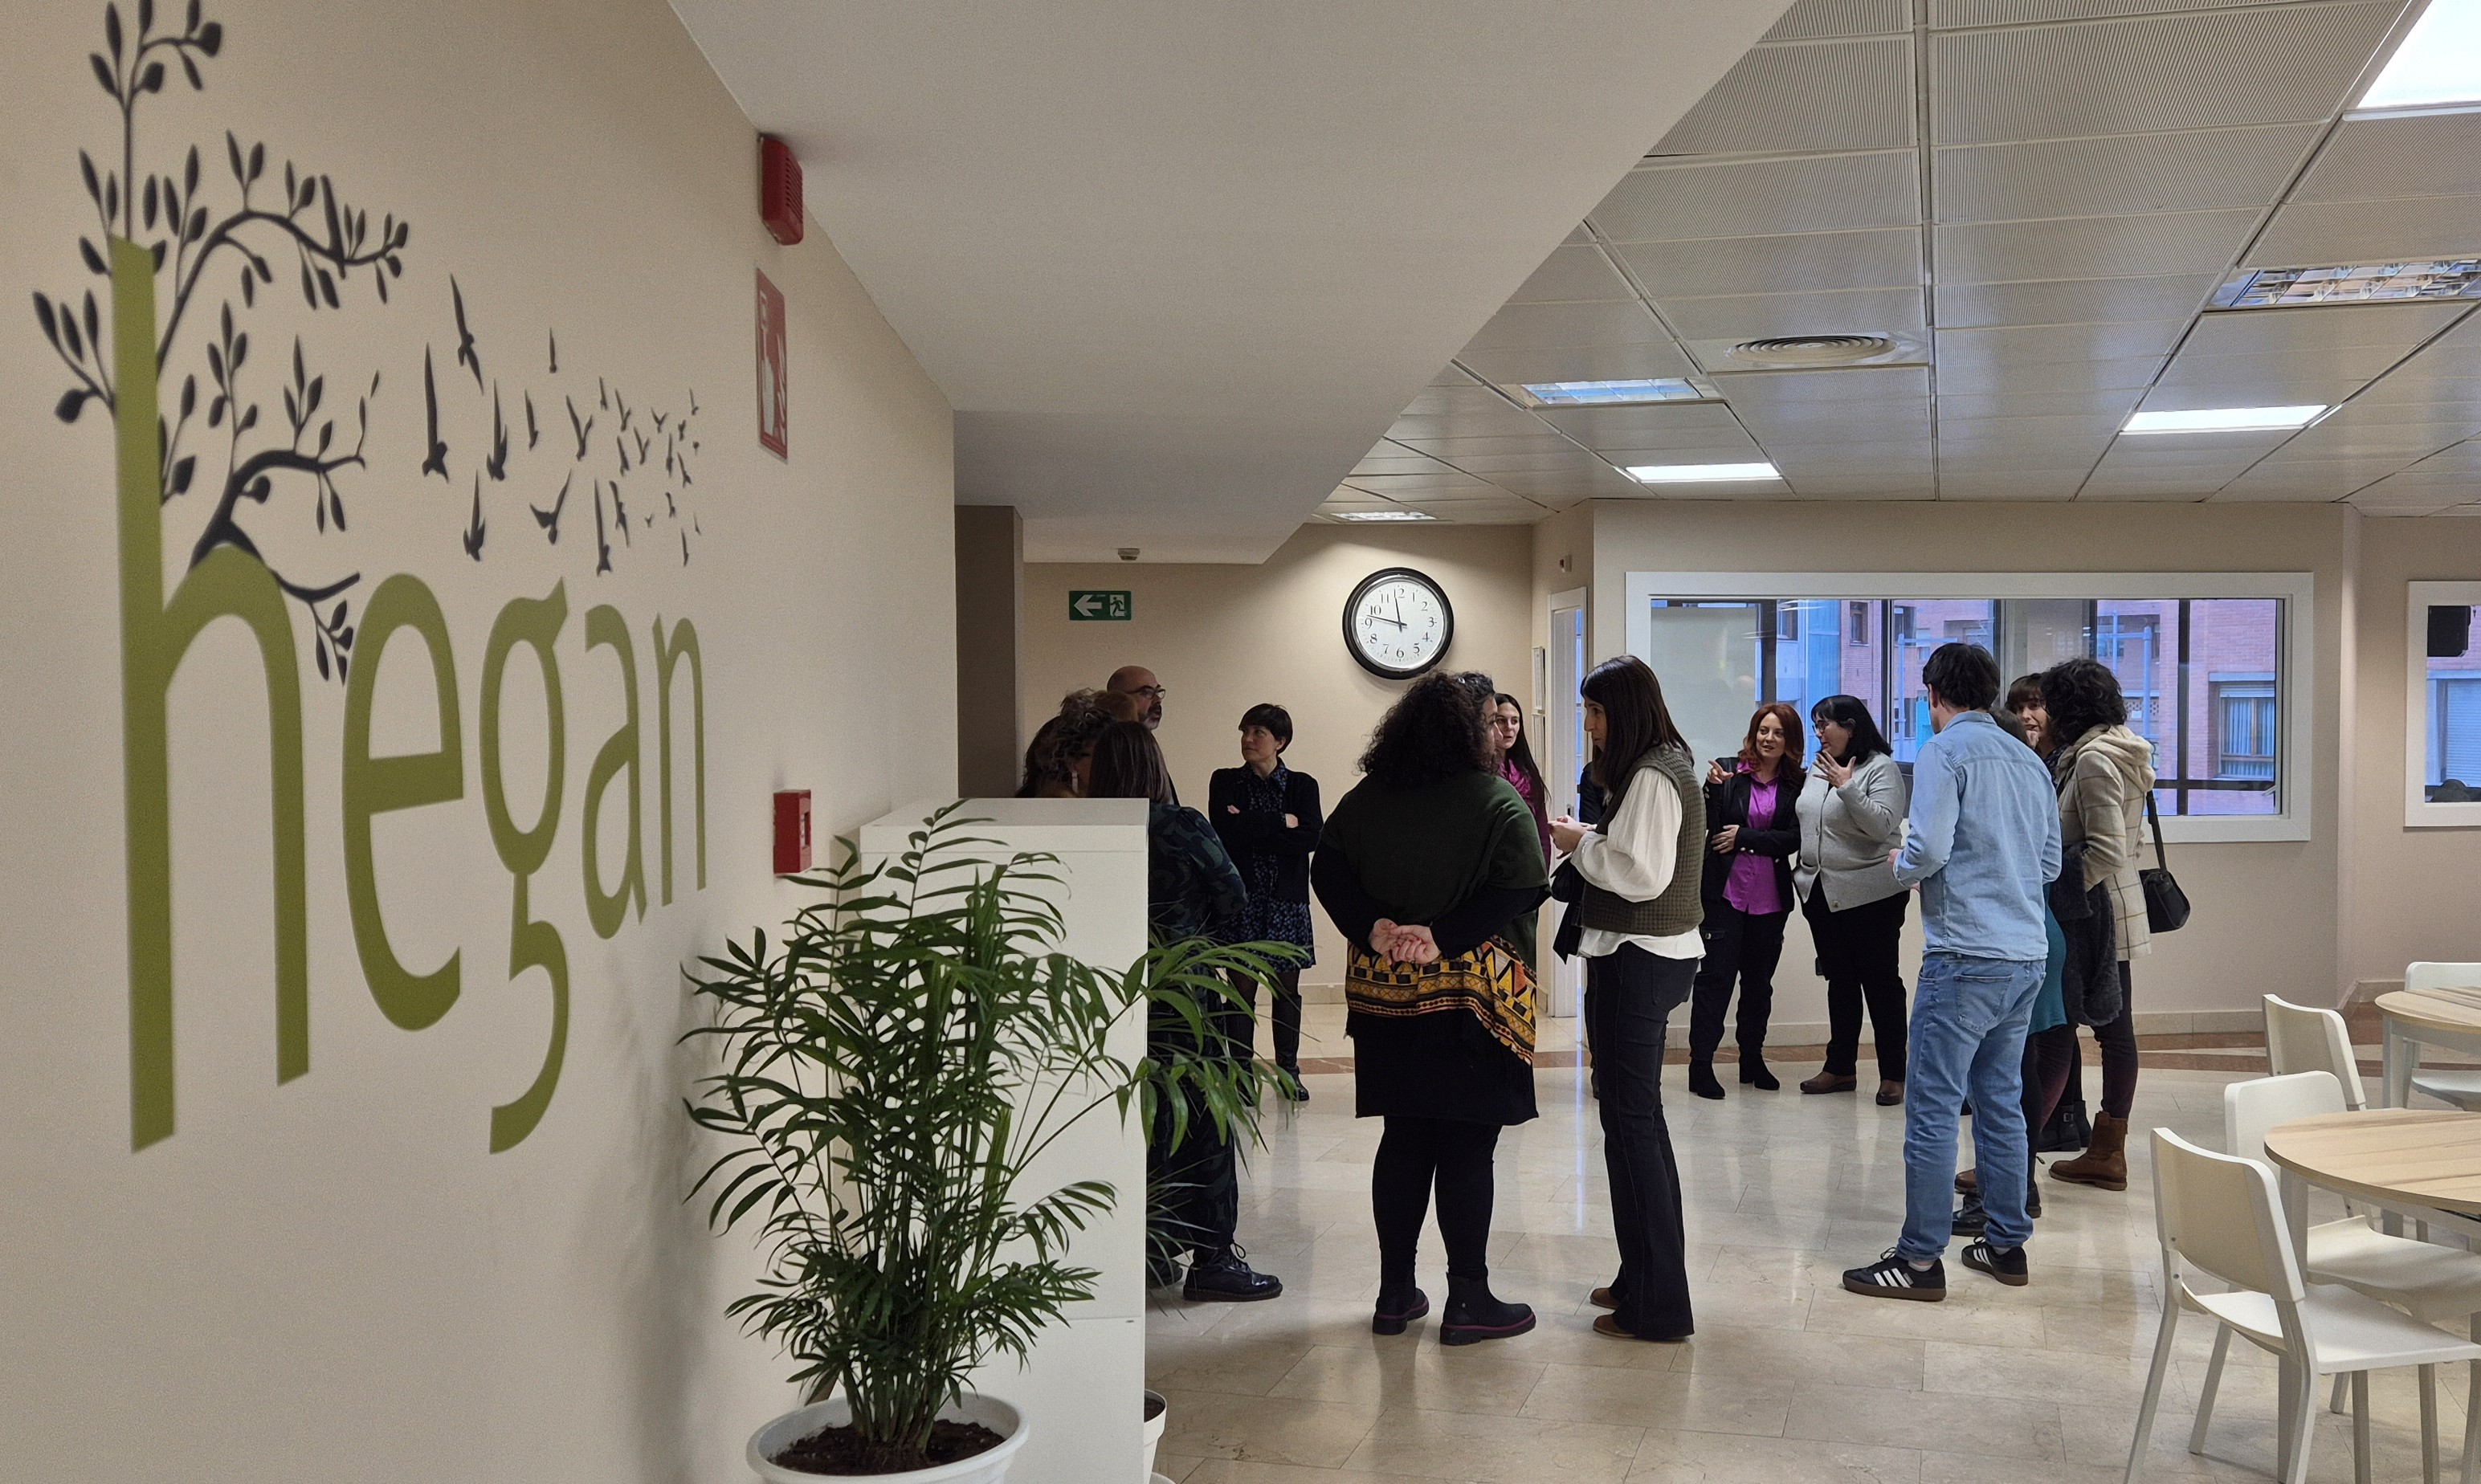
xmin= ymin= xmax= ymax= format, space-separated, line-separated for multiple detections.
xmin=35 ymin=1 xmax=716 ymax=1153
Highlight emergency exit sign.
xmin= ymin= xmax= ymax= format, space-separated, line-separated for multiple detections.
xmin=1069 ymin=590 xmax=1132 ymax=622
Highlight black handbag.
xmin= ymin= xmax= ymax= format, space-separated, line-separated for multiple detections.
xmin=2140 ymin=793 xmax=2190 ymax=934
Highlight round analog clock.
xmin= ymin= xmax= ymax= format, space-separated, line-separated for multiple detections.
xmin=1343 ymin=567 xmax=1455 ymax=679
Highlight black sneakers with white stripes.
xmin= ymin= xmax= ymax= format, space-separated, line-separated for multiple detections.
xmin=1962 ymin=1239 xmax=2030 ymax=1286
xmin=1842 ymin=1249 xmax=1946 ymax=1302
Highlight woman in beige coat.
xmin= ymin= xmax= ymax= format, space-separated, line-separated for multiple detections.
xmin=2038 ymin=658 xmax=2155 ymax=1192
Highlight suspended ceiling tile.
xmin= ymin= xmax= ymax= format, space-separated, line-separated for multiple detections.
xmin=1615 ymin=229 xmax=1924 ymax=300
xmin=1385 ymin=409 xmax=1556 ymax=440
xmin=1454 ymin=342 xmax=1704 ymax=386
xmin=1936 ymin=320 xmax=2189 ymax=373
xmin=1932 ymin=2 xmax=2402 ymax=145
xmin=1389 ymin=436 xmax=1582 ymax=460
xmin=1487 ymin=471 xmax=1642 ymax=499
xmin=1352 ymin=449 xmax=1455 ymax=475
xmin=1934 ymin=274 xmax=2222 ymax=330
xmin=1759 ymin=436 xmax=1937 ymax=462
xmin=1504 ymin=244 xmax=1638 ymax=304
xmin=1766 ymin=0 xmax=1910 ymax=40
xmin=2292 ymin=112 xmax=2481 ymax=204
xmin=1935 ymin=389 xmax=2146 ymax=420
xmin=1932 ymin=124 xmax=2320 ymax=224
xmin=1937 ymin=410 xmax=2130 ymax=438
xmin=1740 ymin=407 xmax=1933 ymax=442
xmin=2187 ymin=302 xmax=2468 ymax=357
xmin=1438 ymin=448 xmax=1612 ymax=475
xmin=2351 ymin=473 xmax=2473 ymax=508
xmin=2078 ymin=487 xmax=2218 ymax=502
xmin=2407 ymin=443 xmax=2481 ymax=472
xmin=1429 ymin=365 xmax=1483 ymax=388
xmin=2134 ymin=378 xmax=2364 ymax=411
xmin=1655 ymin=37 xmax=1916 ymax=155
xmin=1339 ymin=471 xmax=1502 ymax=495
xmin=1461 ymin=299 xmax=1673 ymax=353
xmin=1934 ymin=0 xmax=2330 ymax=24
xmin=1533 ymin=402 xmax=1745 ymax=438
xmin=1400 ymin=385 xmax=1526 ymax=417
xmin=1663 ymin=287 xmax=1928 ymax=341
xmin=1777 ymin=476 xmax=1936 ymax=498
xmin=1966 ymin=355 xmax=2169 ymax=393
xmin=2162 ymin=347 xmax=2411 ymax=389
xmin=1591 ymin=152 xmax=1921 ymax=243
xmin=2246 ymin=194 xmax=2481 ymax=269
xmin=1599 ymin=446 xmax=1783 ymax=471
xmin=1936 ymin=479 xmax=2086 ymax=499
xmin=2206 ymin=483 xmax=2353 ymax=502
xmin=1936 ymin=210 xmax=2259 ymax=285
xmin=1722 ymin=370 xmax=1933 ymax=412
xmin=2283 ymin=429 xmax=2458 ymax=459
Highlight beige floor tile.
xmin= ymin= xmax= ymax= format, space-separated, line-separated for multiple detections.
xmin=1182 ymin=1461 xmax=1478 ymax=1484
xmin=1153 ymin=1386 xmax=1381 ymax=1469
xmin=1672 ymin=1324 xmax=1926 ymax=1390
xmin=1268 ymin=1342 xmax=1549 ymax=1417
xmin=1629 ymin=1428 xmax=1922 ymax=1482
xmin=1521 ymin=1360 xmax=1794 ymax=1437
xmin=1922 ymin=1337 xmax=2166 ymax=1406
xmin=1147 ymin=1331 xmax=1322 ymax=1397
xmin=1785 ymin=1381 xmax=2063 ymax=1462
xmin=1803 ymin=1286 xmax=2051 ymax=1350
xmin=1345 ymin=1404 xmax=1646 ymax=1483
xmin=1156 ymin=1453 xmax=1206 ymax=1481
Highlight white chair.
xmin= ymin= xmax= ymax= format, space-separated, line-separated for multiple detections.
xmin=2264 ymin=997 xmax=2369 ymax=1109
xmin=2229 ymin=1071 xmax=2481 ymax=1479
xmin=2127 ymin=1127 xmax=2481 ymax=1484
xmin=2406 ymin=964 xmax=2481 ymax=1111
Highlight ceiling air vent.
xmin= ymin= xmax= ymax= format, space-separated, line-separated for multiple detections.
xmin=1685 ymin=331 xmax=1927 ymax=373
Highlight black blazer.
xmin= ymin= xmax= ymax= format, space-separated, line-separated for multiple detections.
xmin=1699 ymin=757 xmax=1801 ymax=907
xmin=1206 ymin=765 xmax=1321 ymax=904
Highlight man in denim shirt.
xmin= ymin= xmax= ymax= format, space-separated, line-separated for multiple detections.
xmin=1843 ymin=643 xmax=2060 ymax=1302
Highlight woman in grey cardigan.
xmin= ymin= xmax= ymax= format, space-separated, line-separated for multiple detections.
xmin=1793 ymin=695 xmax=1912 ymax=1106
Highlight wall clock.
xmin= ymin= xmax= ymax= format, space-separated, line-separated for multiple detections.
xmin=1344 ymin=567 xmax=1455 ymax=679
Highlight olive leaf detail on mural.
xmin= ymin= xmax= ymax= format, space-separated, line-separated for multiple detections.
xmin=37 ymin=0 xmax=410 ymax=685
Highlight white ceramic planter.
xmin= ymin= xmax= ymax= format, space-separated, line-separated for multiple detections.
xmin=747 ymin=1393 xmax=1029 ymax=1484
xmin=1141 ymin=1389 xmax=1167 ymax=1479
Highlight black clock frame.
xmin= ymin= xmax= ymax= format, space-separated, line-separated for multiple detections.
xmin=1343 ymin=566 xmax=1455 ymax=680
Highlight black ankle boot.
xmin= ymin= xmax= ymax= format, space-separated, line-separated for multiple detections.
xmin=1440 ymin=1277 xmax=1534 ymax=1346
xmin=1371 ymin=1283 xmax=1429 ymax=1335
xmin=1687 ymin=1060 xmax=1725 ymax=1100
xmin=1740 ymin=1056 xmax=1779 ymax=1091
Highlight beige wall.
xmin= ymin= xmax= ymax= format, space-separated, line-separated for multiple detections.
xmin=2348 ymin=517 xmax=2481 ymax=992
xmin=956 ymin=504 xmax=1026 ymax=796
xmin=1024 ymin=525 xmax=1537 ymax=984
xmin=1589 ymin=499 xmax=2355 ymax=1029
xmin=0 ymin=1 xmax=955 ymax=1478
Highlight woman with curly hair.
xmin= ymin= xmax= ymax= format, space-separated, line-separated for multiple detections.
xmin=2038 ymin=656 xmax=2156 ymax=1193
xmin=1313 ymin=673 xmax=1549 ymax=1344
xmin=1014 ymin=689 xmax=1118 ymax=797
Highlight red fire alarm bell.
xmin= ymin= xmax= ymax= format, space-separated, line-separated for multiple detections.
xmin=760 ymin=136 xmax=804 ymax=247
xmin=773 ymin=789 xmax=813 ymax=875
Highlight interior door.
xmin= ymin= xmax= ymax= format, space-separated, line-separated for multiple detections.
xmin=1545 ymin=590 xmax=1586 ymax=1018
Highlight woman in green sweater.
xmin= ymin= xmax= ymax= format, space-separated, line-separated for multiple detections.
xmin=1315 ymin=674 xmax=1549 ymax=1345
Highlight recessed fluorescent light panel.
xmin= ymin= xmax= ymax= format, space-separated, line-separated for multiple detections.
xmin=1331 ymin=509 xmax=1438 ymax=522
xmin=2122 ymin=406 xmax=2325 ymax=434
xmin=1623 ymin=461 xmax=1781 ymax=483
xmin=2359 ymin=0 xmax=2481 ymax=112
xmin=2213 ymin=261 xmax=2481 ymax=308
xmin=1509 ymin=377 xmax=1714 ymax=408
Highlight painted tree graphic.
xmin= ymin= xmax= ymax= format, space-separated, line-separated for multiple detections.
xmin=35 ymin=0 xmax=410 ymax=682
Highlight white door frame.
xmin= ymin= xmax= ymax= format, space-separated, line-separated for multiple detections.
xmin=1544 ymin=587 xmax=1587 ymax=1019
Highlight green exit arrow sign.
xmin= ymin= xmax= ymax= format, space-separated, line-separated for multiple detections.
xmin=1069 ymin=590 xmax=1132 ymax=622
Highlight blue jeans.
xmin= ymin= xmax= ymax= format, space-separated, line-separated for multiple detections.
xmin=1899 ymin=952 xmax=2045 ymax=1260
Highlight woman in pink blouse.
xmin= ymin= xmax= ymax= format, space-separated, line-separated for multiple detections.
xmin=1487 ymin=693 xmax=1553 ymax=885
xmin=1684 ymin=703 xmax=1804 ymax=1100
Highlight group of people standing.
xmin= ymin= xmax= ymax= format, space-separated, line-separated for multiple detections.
xmin=1027 ymin=638 xmax=2161 ymax=1335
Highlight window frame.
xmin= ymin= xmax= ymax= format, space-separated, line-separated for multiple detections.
xmin=1623 ymin=569 xmax=2315 ymax=844
xmin=2406 ymin=581 xmax=2481 ymax=830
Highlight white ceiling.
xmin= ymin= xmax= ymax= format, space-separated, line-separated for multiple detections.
xmin=1321 ymin=0 xmax=2481 ymax=525
xmin=669 ymin=1 xmax=1800 ymax=560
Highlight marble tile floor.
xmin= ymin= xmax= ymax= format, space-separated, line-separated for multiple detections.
xmin=1146 ymin=1010 xmax=2479 ymax=1484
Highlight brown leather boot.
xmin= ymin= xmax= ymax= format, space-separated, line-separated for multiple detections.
xmin=2050 ymin=1112 xmax=2129 ymax=1191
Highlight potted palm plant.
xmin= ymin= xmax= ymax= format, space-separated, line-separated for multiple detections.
xmin=687 ymin=805 xmax=1292 ymax=1480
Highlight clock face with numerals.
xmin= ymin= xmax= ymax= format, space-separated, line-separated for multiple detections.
xmin=1344 ymin=567 xmax=1455 ymax=679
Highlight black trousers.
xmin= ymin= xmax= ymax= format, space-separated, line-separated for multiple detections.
xmin=1688 ymin=902 xmax=1789 ymax=1064
xmin=1234 ymin=966 xmax=1304 ymax=1072
xmin=1372 ymin=1116 xmax=1502 ymax=1284
xmin=1806 ymin=886 xmax=1910 ymax=1082
xmin=1585 ymin=945 xmax=1697 ymax=1339
xmin=1149 ymin=991 xmax=1251 ymax=1259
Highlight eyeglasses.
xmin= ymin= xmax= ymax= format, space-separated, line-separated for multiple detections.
xmin=1130 ymin=686 xmax=1168 ymax=700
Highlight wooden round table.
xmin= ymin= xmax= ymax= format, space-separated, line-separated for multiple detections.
xmin=2378 ymin=985 xmax=2481 ymax=1110
xmin=2263 ymin=1108 xmax=2481 ymax=1222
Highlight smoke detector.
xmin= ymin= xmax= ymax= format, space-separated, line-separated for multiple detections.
xmin=1685 ymin=332 xmax=1926 ymax=373
xmin=1116 ymin=547 xmax=1141 ymax=561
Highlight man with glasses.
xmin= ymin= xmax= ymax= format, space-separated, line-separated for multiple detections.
xmin=1107 ymin=666 xmax=1166 ymax=731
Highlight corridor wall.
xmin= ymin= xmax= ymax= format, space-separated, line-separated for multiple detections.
xmin=0 ymin=0 xmax=956 ymax=1478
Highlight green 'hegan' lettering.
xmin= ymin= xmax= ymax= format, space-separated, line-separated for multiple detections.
xmin=651 ymin=615 xmax=705 ymax=903
xmin=581 ymin=605 xmax=646 ymax=937
xmin=342 ymin=575 xmax=463 ymax=1030
xmin=480 ymin=583 xmax=568 ymax=1152
xmin=115 ymin=238 xmax=309 ymax=1150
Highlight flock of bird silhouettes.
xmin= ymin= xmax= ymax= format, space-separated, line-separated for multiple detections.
xmin=418 ymin=276 xmax=704 ymax=573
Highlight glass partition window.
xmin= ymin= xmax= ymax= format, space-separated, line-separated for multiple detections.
xmin=2411 ymin=584 xmax=2481 ymax=824
xmin=1644 ymin=594 xmax=2287 ymax=815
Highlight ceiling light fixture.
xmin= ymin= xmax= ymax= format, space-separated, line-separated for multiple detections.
xmin=2212 ymin=260 xmax=2481 ymax=308
xmin=1509 ymin=377 xmax=1714 ymax=408
xmin=2122 ymin=406 xmax=2326 ymax=434
xmin=2359 ymin=0 xmax=2481 ymax=112
xmin=1623 ymin=461 xmax=1781 ymax=483
xmin=1331 ymin=509 xmax=1438 ymax=522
